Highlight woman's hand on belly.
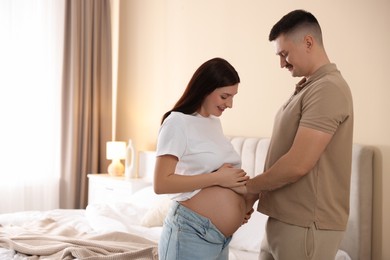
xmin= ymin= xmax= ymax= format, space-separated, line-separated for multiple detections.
xmin=214 ymin=164 xmax=249 ymax=188
xmin=180 ymin=186 xmax=248 ymax=237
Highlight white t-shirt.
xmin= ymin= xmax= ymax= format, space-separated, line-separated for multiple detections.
xmin=156 ymin=111 xmax=241 ymax=201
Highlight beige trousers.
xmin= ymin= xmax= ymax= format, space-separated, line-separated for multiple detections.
xmin=259 ymin=217 xmax=345 ymax=260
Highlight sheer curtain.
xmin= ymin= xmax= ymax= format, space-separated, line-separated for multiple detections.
xmin=0 ymin=0 xmax=65 ymax=213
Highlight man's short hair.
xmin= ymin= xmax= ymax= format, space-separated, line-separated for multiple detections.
xmin=269 ymin=9 xmax=323 ymax=45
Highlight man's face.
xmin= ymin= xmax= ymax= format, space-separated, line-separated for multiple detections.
xmin=274 ymin=34 xmax=308 ymax=77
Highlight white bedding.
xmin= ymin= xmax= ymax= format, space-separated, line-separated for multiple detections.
xmin=0 ymin=186 xmax=165 ymax=259
xmin=0 ymin=186 xmax=350 ymax=260
xmin=0 ymin=207 xmax=158 ymax=260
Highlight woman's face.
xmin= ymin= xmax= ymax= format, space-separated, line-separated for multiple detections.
xmin=198 ymin=84 xmax=238 ymax=117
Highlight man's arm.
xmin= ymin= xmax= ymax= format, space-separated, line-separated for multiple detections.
xmin=246 ymin=126 xmax=333 ymax=193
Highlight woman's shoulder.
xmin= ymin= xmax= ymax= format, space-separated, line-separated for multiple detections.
xmin=161 ymin=112 xmax=188 ymax=131
xmin=168 ymin=111 xmax=185 ymax=118
xmin=166 ymin=111 xmax=198 ymax=122
xmin=165 ymin=111 xmax=186 ymax=123
xmin=165 ymin=112 xmax=220 ymax=127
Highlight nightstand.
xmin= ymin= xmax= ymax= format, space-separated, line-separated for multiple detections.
xmin=87 ymin=174 xmax=151 ymax=205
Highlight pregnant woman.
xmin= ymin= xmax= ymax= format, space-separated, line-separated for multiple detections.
xmin=154 ymin=57 xmax=257 ymax=260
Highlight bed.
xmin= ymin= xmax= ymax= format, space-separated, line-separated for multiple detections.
xmin=0 ymin=137 xmax=374 ymax=260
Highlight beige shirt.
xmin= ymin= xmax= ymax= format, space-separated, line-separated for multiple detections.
xmin=258 ymin=63 xmax=354 ymax=230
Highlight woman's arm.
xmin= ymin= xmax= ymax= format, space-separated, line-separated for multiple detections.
xmin=154 ymin=154 xmax=249 ymax=194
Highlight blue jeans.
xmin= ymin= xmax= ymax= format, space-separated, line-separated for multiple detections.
xmin=159 ymin=201 xmax=232 ymax=260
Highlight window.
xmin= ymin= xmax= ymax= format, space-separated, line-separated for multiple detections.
xmin=0 ymin=0 xmax=65 ymax=213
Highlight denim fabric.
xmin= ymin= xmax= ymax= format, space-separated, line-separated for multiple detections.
xmin=159 ymin=201 xmax=232 ymax=260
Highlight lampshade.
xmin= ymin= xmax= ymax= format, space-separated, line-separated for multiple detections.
xmin=106 ymin=141 xmax=126 ymax=160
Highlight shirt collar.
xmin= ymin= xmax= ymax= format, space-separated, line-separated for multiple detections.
xmin=294 ymin=63 xmax=338 ymax=94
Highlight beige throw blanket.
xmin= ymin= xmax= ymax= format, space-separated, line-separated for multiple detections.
xmin=0 ymin=218 xmax=158 ymax=260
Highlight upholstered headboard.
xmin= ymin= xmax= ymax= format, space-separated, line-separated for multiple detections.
xmin=228 ymin=136 xmax=374 ymax=260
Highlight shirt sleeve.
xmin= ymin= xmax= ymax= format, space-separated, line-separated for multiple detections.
xmin=156 ymin=114 xmax=187 ymax=158
xmin=300 ymin=82 xmax=350 ymax=134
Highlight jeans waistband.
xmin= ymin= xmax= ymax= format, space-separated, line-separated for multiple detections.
xmin=169 ymin=201 xmax=227 ymax=240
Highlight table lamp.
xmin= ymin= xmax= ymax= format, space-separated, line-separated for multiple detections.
xmin=106 ymin=141 xmax=126 ymax=176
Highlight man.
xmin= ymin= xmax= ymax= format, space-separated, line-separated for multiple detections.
xmin=246 ymin=9 xmax=354 ymax=260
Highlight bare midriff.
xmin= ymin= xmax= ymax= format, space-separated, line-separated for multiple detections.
xmin=180 ymin=186 xmax=246 ymax=237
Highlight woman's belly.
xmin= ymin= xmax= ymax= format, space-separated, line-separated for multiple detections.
xmin=180 ymin=186 xmax=246 ymax=237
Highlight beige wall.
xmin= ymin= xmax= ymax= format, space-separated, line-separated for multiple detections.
xmin=116 ymin=1 xmax=390 ymax=259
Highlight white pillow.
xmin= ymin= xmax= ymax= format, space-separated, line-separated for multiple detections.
xmin=124 ymin=186 xmax=171 ymax=227
xmin=86 ymin=186 xmax=170 ymax=232
xmin=126 ymin=186 xmax=160 ymax=210
xmin=141 ymin=197 xmax=171 ymax=227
